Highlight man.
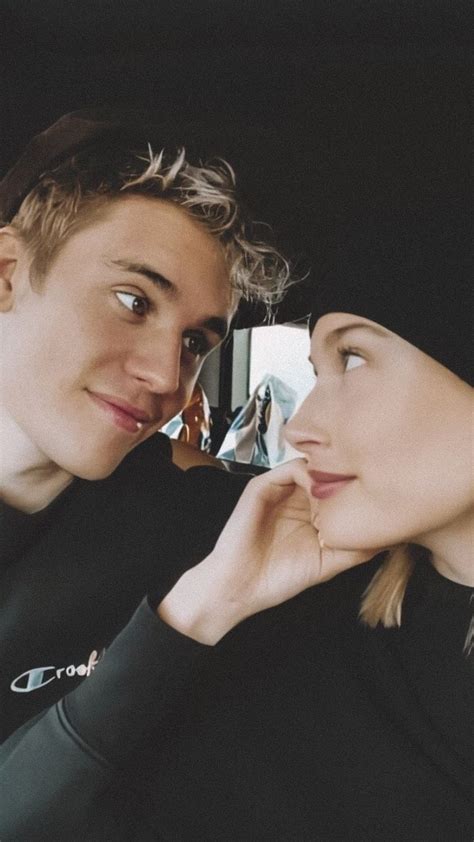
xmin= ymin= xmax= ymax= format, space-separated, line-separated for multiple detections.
xmin=0 ymin=110 xmax=287 ymax=835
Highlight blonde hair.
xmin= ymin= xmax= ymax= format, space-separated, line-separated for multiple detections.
xmin=359 ymin=545 xmax=416 ymax=628
xmin=361 ymin=545 xmax=472 ymax=660
xmin=10 ymin=144 xmax=290 ymax=313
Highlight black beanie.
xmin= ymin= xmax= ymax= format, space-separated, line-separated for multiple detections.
xmin=309 ymin=205 xmax=473 ymax=385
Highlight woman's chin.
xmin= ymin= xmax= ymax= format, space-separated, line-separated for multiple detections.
xmin=318 ymin=518 xmax=391 ymax=555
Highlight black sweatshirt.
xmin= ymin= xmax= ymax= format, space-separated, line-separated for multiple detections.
xmin=0 ymin=435 xmax=248 ymax=826
xmin=1 ymin=437 xmax=472 ymax=840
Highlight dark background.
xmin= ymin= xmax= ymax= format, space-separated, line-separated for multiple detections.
xmin=1 ymin=0 xmax=471 ymax=322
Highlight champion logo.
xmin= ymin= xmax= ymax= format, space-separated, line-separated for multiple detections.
xmin=10 ymin=649 xmax=104 ymax=693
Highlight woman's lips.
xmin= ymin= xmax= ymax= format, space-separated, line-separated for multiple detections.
xmin=88 ymin=392 xmax=152 ymax=434
xmin=308 ymin=470 xmax=356 ymax=500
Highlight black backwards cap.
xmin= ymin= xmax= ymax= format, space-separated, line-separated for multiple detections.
xmin=0 ymin=107 xmax=233 ymax=223
xmin=0 ymin=109 xmax=285 ymax=330
xmin=309 ymin=204 xmax=473 ymax=385
xmin=0 ymin=109 xmax=153 ymax=223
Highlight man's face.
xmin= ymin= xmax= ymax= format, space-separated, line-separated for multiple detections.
xmin=1 ymin=195 xmax=232 ymax=479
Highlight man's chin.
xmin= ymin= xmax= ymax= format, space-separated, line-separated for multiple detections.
xmin=73 ymin=464 xmax=118 ymax=481
xmin=64 ymin=448 xmax=134 ymax=482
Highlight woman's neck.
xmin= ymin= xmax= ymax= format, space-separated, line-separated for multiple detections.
xmin=420 ymin=509 xmax=474 ymax=587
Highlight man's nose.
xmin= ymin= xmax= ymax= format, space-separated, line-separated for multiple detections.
xmin=124 ymin=332 xmax=182 ymax=395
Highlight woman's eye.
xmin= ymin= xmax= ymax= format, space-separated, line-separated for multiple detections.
xmin=344 ymin=352 xmax=365 ymax=372
xmin=337 ymin=346 xmax=366 ymax=372
xmin=183 ymin=333 xmax=210 ymax=358
xmin=115 ymin=291 xmax=149 ymax=317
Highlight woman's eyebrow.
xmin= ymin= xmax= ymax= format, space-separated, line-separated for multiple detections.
xmin=326 ymin=322 xmax=388 ymax=344
xmin=309 ymin=322 xmax=389 ymax=367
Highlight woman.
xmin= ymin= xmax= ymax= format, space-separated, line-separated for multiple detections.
xmin=4 ymin=210 xmax=472 ymax=840
xmin=156 ymin=209 xmax=473 ymax=840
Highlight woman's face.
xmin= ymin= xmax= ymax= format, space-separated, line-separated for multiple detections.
xmin=285 ymin=313 xmax=473 ymax=552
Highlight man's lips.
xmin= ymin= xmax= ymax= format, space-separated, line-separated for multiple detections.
xmin=308 ymin=470 xmax=356 ymax=500
xmin=87 ymin=391 xmax=156 ymax=434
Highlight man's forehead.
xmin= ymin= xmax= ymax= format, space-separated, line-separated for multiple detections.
xmin=89 ymin=197 xmax=228 ymax=268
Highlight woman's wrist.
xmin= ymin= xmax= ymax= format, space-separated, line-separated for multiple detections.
xmin=157 ymin=556 xmax=248 ymax=646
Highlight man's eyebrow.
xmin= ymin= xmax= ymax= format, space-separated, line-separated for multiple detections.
xmin=108 ymin=259 xmax=175 ymax=294
xmin=198 ymin=316 xmax=229 ymax=342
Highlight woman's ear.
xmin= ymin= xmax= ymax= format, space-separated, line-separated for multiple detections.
xmin=0 ymin=227 xmax=22 ymax=311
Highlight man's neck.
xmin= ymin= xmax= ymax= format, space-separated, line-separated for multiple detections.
xmin=0 ymin=409 xmax=73 ymax=513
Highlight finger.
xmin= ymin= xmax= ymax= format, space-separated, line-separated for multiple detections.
xmin=312 ymin=509 xmax=321 ymax=530
xmin=266 ymin=460 xmax=319 ymax=523
xmin=251 ymin=458 xmax=313 ymax=497
xmin=222 ymin=459 xmax=315 ymax=542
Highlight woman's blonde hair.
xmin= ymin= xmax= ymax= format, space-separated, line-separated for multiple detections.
xmin=361 ymin=546 xmax=472 ymax=658
xmin=10 ymin=144 xmax=290 ymax=314
xmin=359 ymin=545 xmax=416 ymax=628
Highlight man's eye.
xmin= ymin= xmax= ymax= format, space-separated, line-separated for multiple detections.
xmin=183 ymin=333 xmax=210 ymax=358
xmin=115 ymin=291 xmax=149 ymax=317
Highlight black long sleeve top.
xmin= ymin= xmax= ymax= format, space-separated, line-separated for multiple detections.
xmin=0 ymin=435 xmax=472 ymax=840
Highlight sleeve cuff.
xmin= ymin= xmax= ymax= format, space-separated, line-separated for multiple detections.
xmin=64 ymin=596 xmax=213 ymax=766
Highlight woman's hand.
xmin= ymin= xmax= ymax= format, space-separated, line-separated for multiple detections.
xmin=158 ymin=459 xmax=374 ymax=644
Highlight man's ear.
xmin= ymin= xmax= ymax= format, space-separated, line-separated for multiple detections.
xmin=0 ymin=227 xmax=22 ymax=312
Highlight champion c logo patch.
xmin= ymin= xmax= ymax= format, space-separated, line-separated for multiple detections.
xmin=10 ymin=649 xmax=103 ymax=693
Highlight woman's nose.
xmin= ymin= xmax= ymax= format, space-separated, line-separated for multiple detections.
xmin=284 ymin=386 xmax=329 ymax=452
